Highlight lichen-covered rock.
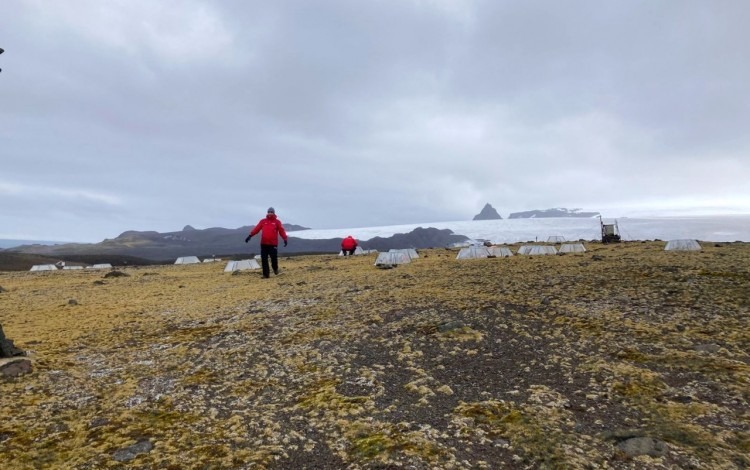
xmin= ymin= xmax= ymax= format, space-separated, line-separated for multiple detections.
xmin=112 ymin=439 xmax=153 ymax=462
xmin=617 ymin=436 xmax=667 ymax=457
xmin=694 ymin=343 xmax=721 ymax=353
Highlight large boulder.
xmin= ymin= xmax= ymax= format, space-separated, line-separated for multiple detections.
xmin=0 ymin=324 xmax=25 ymax=358
xmin=617 ymin=437 xmax=667 ymax=457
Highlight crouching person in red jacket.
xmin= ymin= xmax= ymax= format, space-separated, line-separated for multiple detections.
xmin=341 ymin=235 xmax=358 ymax=256
xmin=245 ymin=207 xmax=288 ymax=278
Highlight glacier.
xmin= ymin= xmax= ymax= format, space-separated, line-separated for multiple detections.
xmin=291 ymin=215 xmax=750 ymax=243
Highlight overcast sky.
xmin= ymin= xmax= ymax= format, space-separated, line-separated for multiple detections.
xmin=2 ymin=1 xmax=749 ymax=242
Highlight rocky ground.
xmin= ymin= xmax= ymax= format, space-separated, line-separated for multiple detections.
xmin=0 ymin=241 xmax=748 ymax=469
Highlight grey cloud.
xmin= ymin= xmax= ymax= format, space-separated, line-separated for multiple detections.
xmin=1 ymin=0 xmax=748 ymax=242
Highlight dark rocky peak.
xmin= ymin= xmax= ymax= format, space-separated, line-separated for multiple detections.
xmin=473 ymin=203 xmax=503 ymax=221
xmin=183 ymin=225 xmax=196 ymax=231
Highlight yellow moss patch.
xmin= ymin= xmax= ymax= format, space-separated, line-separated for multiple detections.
xmin=345 ymin=420 xmax=445 ymax=464
xmin=297 ymin=379 xmax=370 ymax=415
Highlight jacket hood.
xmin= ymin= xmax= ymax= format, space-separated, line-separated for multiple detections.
xmin=266 ymin=213 xmax=277 ymax=220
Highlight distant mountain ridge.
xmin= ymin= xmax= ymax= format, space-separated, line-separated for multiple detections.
xmin=5 ymin=225 xmax=468 ymax=263
xmin=0 ymin=239 xmax=70 ymax=250
xmin=509 ymin=208 xmax=600 ymax=219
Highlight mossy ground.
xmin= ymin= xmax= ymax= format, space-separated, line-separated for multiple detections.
xmin=1 ymin=242 xmax=748 ymax=469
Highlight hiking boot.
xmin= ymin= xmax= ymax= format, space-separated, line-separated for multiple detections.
xmin=273 ymin=270 xmax=279 ymax=275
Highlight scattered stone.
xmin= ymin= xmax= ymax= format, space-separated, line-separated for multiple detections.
xmin=694 ymin=343 xmax=721 ymax=353
xmin=437 ymin=320 xmax=464 ymax=332
xmin=88 ymin=416 xmax=110 ymax=429
xmin=46 ymin=422 xmax=70 ymax=434
xmin=112 ymin=439 xmax=154 ymax=462
xmin=93 ymin=280 xmax=106 ymax=285
xmin=669 ymin=394 xmax=693 ymax=404
xmin=541 ymin=297 xmax=551 ymax=305
xmin=68 ymin=299 xmax=78 ymax=306
xmin=0 ymin=285 xmax=5 ymax=293
xmin=617 ymin=437 xmax=667 ymax=457
xmin=104 ymin=271 xmax=130 ymax=278
xmin=592 ymin=255 xmax=605 ymax=261
xmin=494 ymin=438 xmax=510 ymax=448
xmin=0 ymin=358 xmax=32 ymax=378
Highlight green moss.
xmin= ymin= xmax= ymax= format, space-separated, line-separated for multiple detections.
xmin=441 ymin=326 xmax=484 ymax=342
xmin=457 ymin=400 xmax=519 ymax=429
xmin=194 ymin=444 xmax=229 ymax=459
xmin=182 ymin=368 xmax=218 ymax=385
xmin=347 ymin=424 xmax=444 ymax=463
xmin=169 ymin=325 xmax=222 ymax=342
xmin=616 ymin=348 xmax=649 ymax=363
xmin=126 ymin=408 xmax=201 ymax=438
xmin=351 ymin=432 xmax=390 ymax=459
xmin=661 ymin=353 xmax=749 ymax=377
xmin=298 ymin=379 xmax=369 ymax=413
xmin=698 ymin=270 xmax=750 ymax=280
xmin=455 ymin=400 xmax=571 ymax=468
xmin=734 ymin=433 xmax=750 ymax=453
xmin=611 ymin=374 xmax=667 ymax=401
xmin=652 ymin=421 xmax=715 ymax=453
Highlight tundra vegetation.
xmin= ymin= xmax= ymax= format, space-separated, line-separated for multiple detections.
xmin=0 ymin=241 xmax=748 ymax=469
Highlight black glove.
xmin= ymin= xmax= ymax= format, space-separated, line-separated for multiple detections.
xmin=245 ymin=235 xmax=251 ymax=243
xmin=283 ymin=240 xmax=288 ymax=247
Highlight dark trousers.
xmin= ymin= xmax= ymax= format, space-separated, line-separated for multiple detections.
xmin=260 ymin=244 xmax=278 ymax=277
xmin=343 ymin=249 xmax=355 ymax=256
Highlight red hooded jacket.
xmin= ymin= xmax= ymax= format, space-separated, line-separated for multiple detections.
xmin=341 ymin=236 xmax=358 ymax=251
xmin=249 ymin=214 xmax=288 ymax=246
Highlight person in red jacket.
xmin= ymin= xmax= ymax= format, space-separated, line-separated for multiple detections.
xmin=341 ymin=235 xmax=358 ymax=256
xmin=245 ymin=207 xmax=288 ymax=278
